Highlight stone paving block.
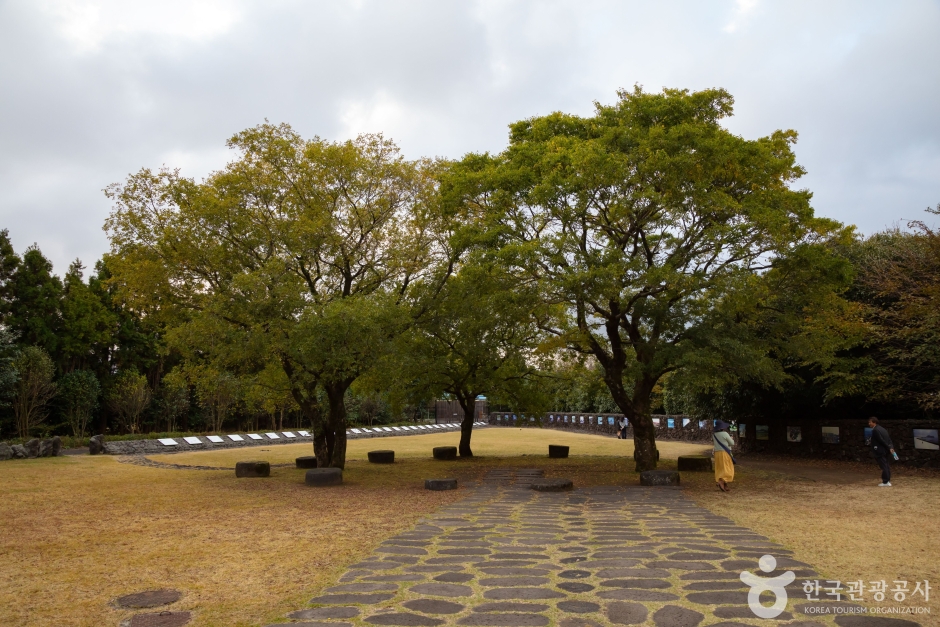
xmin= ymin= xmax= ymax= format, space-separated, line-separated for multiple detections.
xmin=366 ymin=612 xmax=445 ymax=626
xmin=324 ymin=583 xmax=397 ymax=593
xmin=478 ymin=567 xmax=551 ymax=576
xmin=122 ymin=612 xmax=192 ymax=627
xmin=308 ymin=593 xmax=396 ymax=604
xmin=288 ymin=607 xmax=360 ymax=619
xmin=482 ymin=588 xmax=566 ymax=600
xmin=409 ymin=583 xmax=474 ymax=597
xmin=597 ymin=589 xmax=680 ymax=602
xmin=711 ymin=606 xmax=792 ymax=620
xmin=479 ymin=577 xmax=551 ymax=586
xmin=652 ymin=605 xmax=705 ymax=627
xmin=115 ymin=589 xmax=183 ymax=609
xmin=557 ymin=600 xmax=600 ymax=613
xmin=266 ymin=623 xmax=351 ymax=627
xmin=363 ymin=575 xmax=425 ymax=582
xmin=682 ymin=580 xmax=745 ymax=591
xmin=457 ymin=614 xmax=549 ymax=626
xmin=558 ymin=618 xmax=604 ymax=627
xmin=606 ymin=601 xmax=649 ymax=625
xmin=376 ymin=546 xmax=428 ymax=555
xmin=596 ymin=568 xmax=672 ymax=579
xmin=402 ymin=599 xmax=465 ymax=614
xmin=559 ymin=556 xmax=589 ymax=564
xmin=473 ymin=603 xmax=550 ymax=612
xmin=599 ymin=578 xmax=671 ymax=589
xmin=684 ymin=591 xmax=749 ymax=605
xmin=434 ymin=572 xmax=475 ymax=583
xmin=580 ymin=559 xmax=642 ymax=569
xmin=646 ymin=561 xmax=716 ymax=570
xmin=558 ymin=570 xmax=591 ymax=579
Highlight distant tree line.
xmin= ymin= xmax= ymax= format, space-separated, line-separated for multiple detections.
xmin=1 ymin=87 xmax=936 ymax=470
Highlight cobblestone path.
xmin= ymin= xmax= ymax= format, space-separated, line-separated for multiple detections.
xmin=268 ymin=469 xmax=918 ymax=627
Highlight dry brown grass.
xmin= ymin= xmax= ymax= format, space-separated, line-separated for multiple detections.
xmin=0 ymin=429 xmax=707 ymax=627
xmin=2 ymin=428 xmax=937 ymax=627
xmin=683 ymin=459 xmax=940 ymax=627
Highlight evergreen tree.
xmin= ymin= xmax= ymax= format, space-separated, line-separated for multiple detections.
xmin=7 ymin=246 xmax=62 ymax=355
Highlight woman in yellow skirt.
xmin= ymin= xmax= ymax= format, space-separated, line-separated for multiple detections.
xmin=713 ymin=420 xmax=735 ymax=492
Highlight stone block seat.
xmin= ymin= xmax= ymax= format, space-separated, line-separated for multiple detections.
xmin=548 ymin=444 xmax=569 ymax=458
xmin=432 ymin=446 xmax=457 ymax=461
xmin=306 ymin=467 xmax=343 ymax=486
xmin=295 ymin=456 xmax=318 ymax=469
xmin=368 ymin=450 xmax=395 ymax=464
xmin=235 ymin=461 xmax=270 ymax=478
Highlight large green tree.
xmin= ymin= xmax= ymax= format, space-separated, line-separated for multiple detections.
xmin=0 ymin=230 xmax=20 ymax=323
xmin=105 ymin=125 xmax=441 ymax=467
xmin=58 ymin=369 xmax=101 ymax=439
xmin=395 ymin=259 xmax=547 ymax=457
xmin=60 ymin=261 xmax=116 ymax=372
xmin=12 ymin=346 xmax=56 ymax=438
xmin=7 ymin=246 xmax=62 ymax=355
xmin=449 ymin=87 xmax=848 ymax=470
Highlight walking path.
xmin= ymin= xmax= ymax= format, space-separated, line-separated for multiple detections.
xmin=269 ymin=469 xmax=917 ymax=627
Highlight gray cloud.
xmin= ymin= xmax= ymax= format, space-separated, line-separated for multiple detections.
xmin=1 ymin=0 xmax=938 ymax=272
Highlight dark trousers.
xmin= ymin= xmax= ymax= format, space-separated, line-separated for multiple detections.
xmin=619 ymin=427 xmax=627 ymax=439
xmin=875 ymin=455 xmax=891 ymax=483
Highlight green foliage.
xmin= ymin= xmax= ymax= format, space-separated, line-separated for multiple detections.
xmin=843 ymin=211 xmax=940 ymax=411
xmin=107 ymin=370 xmax=151 ymax=434
xmin=154 ymin=368 xmax=190 ymax=433
xmin=104 ymin=124 xmax=441 ymax=467
xmin=7 ymin=246 xmax=62 ymax=355
xmin=57 ymin=369 xmax=100 ymax=439
xmin=59 ymin=261 xmax=116 ymax=372
xmin=448 ymin=86 xmax=851 ymax=470
xmin=12 ymin=346 xmax=56 ymax=438
xmin=0 ymin=229 xmax=20 ymax=322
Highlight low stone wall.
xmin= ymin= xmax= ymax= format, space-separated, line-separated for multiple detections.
xmin=487 ymin=412 xmax=713 ymax=443
xmin=97 ymin=422 xmax=478 ymax=456
xmin=737 ymin=417 xmax=940 ymax=467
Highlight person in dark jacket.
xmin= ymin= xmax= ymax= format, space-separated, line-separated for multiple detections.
xmin=866 ymin=417 xmax=896 ymax=487
xmin=617 ymin=417 xmax=628 ymax=439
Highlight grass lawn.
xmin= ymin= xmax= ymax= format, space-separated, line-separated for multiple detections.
xmin=1 ymin=427 xmax=937 ymax=627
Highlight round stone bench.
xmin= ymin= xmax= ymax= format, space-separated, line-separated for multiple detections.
xmin=548 ymin=444 xmax=569 ymax=459
xmin=425 ymin=478 xmax=458 ymax=491
xmin=432 ymin=446 xmax=457 ymax=461
xmin=640 ymin=469 xmax=680 ymax=486
xmin=305 ymin=468 xmax=343 ymax=486
xmin=368 ymin=450 xmax=395 ymax=464
xmin=295 ymin=456 xmax=318 ymax=469
xmin=235 ymin=461 xmax=270 ymax=478
xmin=530 ymin=478 xmax=573 ymax=492
xmin=677 ymin=455 xmax=712 ymax=471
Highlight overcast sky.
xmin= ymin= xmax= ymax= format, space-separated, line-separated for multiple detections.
xmin=1 ymin=0 xmax=938 ymax=273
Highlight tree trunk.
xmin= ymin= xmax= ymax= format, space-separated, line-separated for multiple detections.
xmin=603 ymin=370 xmax=659 ymax=472
xmin=324 ymin=380 xmax=352 ymax=469
xmin=455 ymin=391 xmax=477 ymax=458
xmin=627 ymin=378 xmax=658 ymax=472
